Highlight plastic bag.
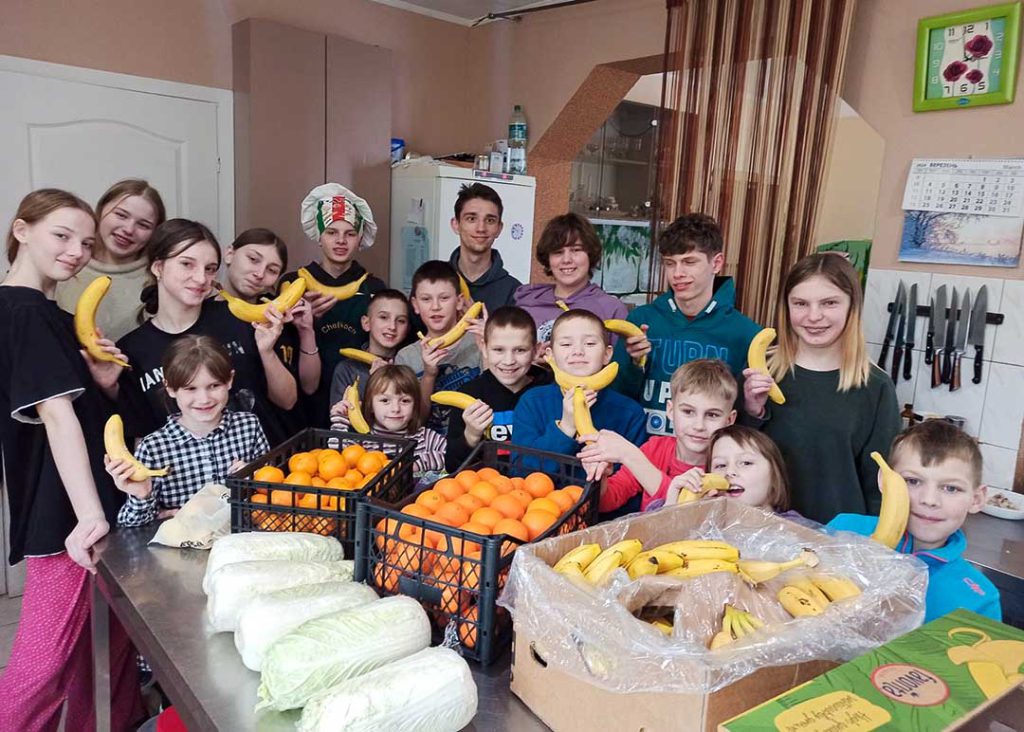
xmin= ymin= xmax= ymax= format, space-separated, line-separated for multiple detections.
xmin=297 ymin=647 xmax=477 ymax=732
xmin=257 ymin=596 xmax=431 ymax=712
xmin=499 ymin=499 xmax=927 ymax=694
xmin=235 ymin=581 xmax=379 ymax=671
xmin=207 ymin=559 xmax=354 ymax=633
xmin=203 ymin=532 xmax=344 ymax=594
xmin=150 ymin=484 xmax=230 ymax=549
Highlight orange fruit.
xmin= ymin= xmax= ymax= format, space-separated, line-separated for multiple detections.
xmin=270 ymin=489 xmax=295 ymax=506
xmin=454 ymin=493 xmax=485 ymax=515
xmin=491 ymin=494 xmax=526 ymax=520
xmin=435 ymin=502 xmax=470 ymax=526
xmin=459 ymin=521 xmax=492 ymax=537
xmin=326 ymin=476 xmax=350 ymax=489
xmin=492 ymin=518 xmax=530 ymax=542
xmin=253 ymin=465 xmax=285 ymax=483
xmin=308 ymin=448 xmax=323 ymax=456
xmin=374 ymin=562 xmax=399 ymax=593
xmin=284 ymin=471 xmax=312 ymax=486
xmin=527 ymin=497 xmax=561 ymax=517
xmin=435 ymin=534 xmax=481 ymax=555
xmin=550 ymin=489 xmax=576 ymax=512
xmin=393 ymin=543 xmax=425 ymax=573
xmin=458 ymin=606 xmax=478 ymax=649
xmin=318 ymin=454 xmax=347 ymax=480
xmin=288 ymin=452 xmax=318 ymax=475
xmin=468 ymin=482 xmax=498 ymax=505
xmin=489 ymin=475 xmax=514 ymax=494
xmin=415 ymin=490 xmax=446 ymax=512
xmin=402 ymin=504 xmax=434 ymax=519
xmin=298 ymin=493 xmax=318 ymax=509
xmin=365 ymin=450 xmax=389 ymax=467
xmin=321 ymin=495 xmax=339 ymax=511
xmin=470 ymin=506 xmax=503 ymax=530
xmin=343 ymin=469 xmax=364 ymax=484
xmin=251 ymin=493 xmax=268 ymax=504
xmin=317 ymin=447 xmax=341 ymax=463
xmin=563 ymin=484 xmax=584 ymax=503
xmin=310 ymin=476 xmax=327 ymax=487
xmin=342 ymin=444 xmax=366 ymax=468
xmin=511 ymin=476 xmax=526 ymax=489
xmin=523 ymin=472 xmax=555 ymax=498
xmin=375 ymin=518 xmax=399 ymax=549
xmin=357 ymin=453 xmax=383 ymax=476
xmin=508 ymin=488 xmax=533 ymax=508
xmin=434 ymin=478 xmax=464 ymax=502
xmin=423 ymin=515 xmax=455 ymax=548
xmin=398 ymin=522 xmax=425 ymax=545
xmin=454 ymin=470 xmax=480 ymax=490
xmin=476 ymin=467 xmax=501 ymax=483
xmin=521 ymin=509 xmax=558 ymax=540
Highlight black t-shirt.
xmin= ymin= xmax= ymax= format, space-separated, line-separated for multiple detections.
xmin=0 ymin=286 xmax=123 ymax=564
xmin=281 ymin=260 xmax=385 ymax=427
xmin=116 ymin=298 xmax=293 ymax=445
xmin=272 ymin=323 xmax=309 ymax=441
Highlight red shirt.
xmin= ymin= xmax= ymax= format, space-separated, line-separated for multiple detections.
xmin=599 ymin=436 xmax=699 ymax=513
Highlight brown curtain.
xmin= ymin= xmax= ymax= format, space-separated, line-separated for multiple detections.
xmin=652 ymin=0 xmax=857 ymax=324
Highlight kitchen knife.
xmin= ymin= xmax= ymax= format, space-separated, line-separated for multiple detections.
xmin=902 ymin=283 xmax=917 ymax=381
xmin=968 ymin=285 xmax=988 ymax=385
xmin=939 ymin=288 xmax=958 ymax=386
xmin=879 ymin=282 xmax=905 ymax=370
xmin=950 ymin=289 xmax=971 ymax=392
xmin=890 ymin=290 xmax=907 ymax=383
xmin=926 ymin=284 xmax=947 ymax=366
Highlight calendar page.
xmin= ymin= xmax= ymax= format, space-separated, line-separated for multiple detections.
xmin=902 ymin=158 xmax=1024 ymax=217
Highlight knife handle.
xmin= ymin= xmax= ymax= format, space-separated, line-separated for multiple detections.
xmin=903 ymin=346 xmax=913 ymax=381
xmin=879 ymin=336 xmax=892 ymax=369
xmin=950 ymin=352 xmax=962 ymax=392
xmin=973 ymin=345 xmax=983 ymax=384
xmin=924 ymin=333 xmax=934 ymax=365
xmin=932 ymin=349 xmax=943 ymax=389
xmin=890 ymin=347 xmax=902 ymax=384
xmin=941 ymin=345 xmax=952 ymax=384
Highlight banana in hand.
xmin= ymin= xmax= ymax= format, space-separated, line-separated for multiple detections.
xmin=104 ymin=415 xmax=169 ymax=481
xmin=747 ymin=328 xmax=785 ymax=405
xmin=298 ymin=268 xmax=367 ymax=300
xmin=74 ymin=276 xmax=129 ymax=367
xmin=546 ymin=357 xmax=618 ymax=392
xmin=870 ymin=451 xmax=910 ymax=549
xmin=343 ymin=378 xmax=371 ymax=434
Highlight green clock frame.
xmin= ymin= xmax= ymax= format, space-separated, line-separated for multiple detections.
xmin=914 ymin=1 xmax=1021 ymax=112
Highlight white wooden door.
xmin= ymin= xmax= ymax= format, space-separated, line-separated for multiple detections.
xmin=0 ymin=55 xmax=233 ymax=595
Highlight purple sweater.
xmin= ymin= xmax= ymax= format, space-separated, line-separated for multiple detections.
xmin=513 ymin=282 xmax=628 ymax=343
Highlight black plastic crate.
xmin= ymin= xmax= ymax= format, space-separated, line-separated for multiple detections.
xmin=227 ymin=428 xmax=415 ymax=555
xmin=354 ymin=440 xmax=597 ymax=665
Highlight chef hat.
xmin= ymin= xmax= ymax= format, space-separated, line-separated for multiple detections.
xmin=299 ymin=183 xmax=377 ymax=249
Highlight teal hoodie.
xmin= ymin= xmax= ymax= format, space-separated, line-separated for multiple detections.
xmin=612 ymin=277 xmax=760 ymax=435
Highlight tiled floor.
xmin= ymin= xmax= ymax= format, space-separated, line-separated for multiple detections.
xmin=0 ymin=594 xmax=22 ymax=671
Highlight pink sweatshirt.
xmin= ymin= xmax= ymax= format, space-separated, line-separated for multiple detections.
xmin=599 ymin=436 xmax=699 ymax=513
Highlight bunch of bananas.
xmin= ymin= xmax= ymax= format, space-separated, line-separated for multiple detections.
xmin=777 ymin=574 xmax=861 ymax=617
xmin=551 ymin=539 xmax=745 ymax=584
xmin=709 ymin=604 xmax=765 ymax=650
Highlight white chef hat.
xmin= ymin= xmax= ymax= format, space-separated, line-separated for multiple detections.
xmin=299 ymin=183 xmax=377 ymax=249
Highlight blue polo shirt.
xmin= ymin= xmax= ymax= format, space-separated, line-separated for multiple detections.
xmin=827 ymin=513 xmax=1001 ymax=623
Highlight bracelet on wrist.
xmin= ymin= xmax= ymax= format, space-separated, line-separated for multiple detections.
xmin=300 ymin=347 xmax=320 ymax=355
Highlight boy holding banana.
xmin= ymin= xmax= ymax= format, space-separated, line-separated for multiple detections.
xmin=827 ymin=420 xmax=1000 ymax=622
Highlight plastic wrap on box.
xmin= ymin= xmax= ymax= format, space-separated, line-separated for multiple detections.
xmin=499 ymin=499 xmax=927 ymax=694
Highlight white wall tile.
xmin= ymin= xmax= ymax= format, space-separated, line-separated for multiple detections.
xmin=925 ymin=274 xmax=1003 ymax=359
xmin=979 ymin=442 xmax=1017 ymax=491
xmin=991 ymin=279 xmax=1024 ymax=367
xmin=911 ymin=357 xmax=991 ymax=437
xmin=863 ymin=269 xmax=931 ymax=349
xmin=978 ymin=363 xmax=1024 ymax=450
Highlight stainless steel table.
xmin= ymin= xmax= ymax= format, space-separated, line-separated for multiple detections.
xmin=963 ymin=511 xmax=1024 ymax=628
xmin=91 ymin=526 xmax=548 ymax=731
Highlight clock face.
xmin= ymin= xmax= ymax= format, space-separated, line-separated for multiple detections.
xmin=926 ymin=18 xmax=1006 ymax=100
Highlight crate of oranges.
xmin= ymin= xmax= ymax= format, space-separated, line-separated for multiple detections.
xmin=354 ymin=440 xmax=597 ymax=665
xmin=227 ymin=428 xmax=415 ymax=554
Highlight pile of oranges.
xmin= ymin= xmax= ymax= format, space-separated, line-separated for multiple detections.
xmin=248 ymin=444 xmax=390 ymax=534
xmin=372 ymin=468 xmax=584 ymax=649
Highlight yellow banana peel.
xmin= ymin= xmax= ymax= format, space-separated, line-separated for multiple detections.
xmin=298 ymin=268 xmax=367 ymax=300
xmin=74 ymin=276 xmax=130 ymax=367
xmin=870 ymin=451 xmax=910 ymax=549
xmin=747 ymin=328 xmax=785 ymax=404
xmin=104 ymin=415 xmax=168 ymax=481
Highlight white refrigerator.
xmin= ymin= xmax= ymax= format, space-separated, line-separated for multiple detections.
xmin=390 ymin=161 xmax=536 ymax=292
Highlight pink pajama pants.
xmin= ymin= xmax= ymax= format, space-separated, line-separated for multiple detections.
xmin=0 ymin=552 xmax=144 ymax=732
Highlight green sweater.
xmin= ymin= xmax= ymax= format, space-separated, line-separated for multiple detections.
xmin=754 ymin=364 xmax=900 ymax=524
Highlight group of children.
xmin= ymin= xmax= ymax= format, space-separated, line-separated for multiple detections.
xmin=0 ymin=176 xmax=1003 ymax=729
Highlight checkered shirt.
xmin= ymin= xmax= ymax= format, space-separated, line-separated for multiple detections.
xmin=117 ymin=410 xmax=270 ymax=527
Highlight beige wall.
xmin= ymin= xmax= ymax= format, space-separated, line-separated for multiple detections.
xmin=843 ymin=0 xmax=1024 ymax=277
xmin=815 ymin=113 xmax=885 ymax=247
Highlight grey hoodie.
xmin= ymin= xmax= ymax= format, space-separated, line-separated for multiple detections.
xmin=448 ymin=248 xmax=521 ymax=313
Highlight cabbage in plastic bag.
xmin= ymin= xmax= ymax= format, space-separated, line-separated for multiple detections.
xmin=297 ymin=647 xmax=477 ymax=732
xmin=235 ymin=581 xmax=379 ymax=671
xmin=207 ymin=559 xmax=354 ymax=633
xmin=203 ymin=532 xmax=344 ymax=594
xmin=257 ymin=596 xmax=432 ymax=712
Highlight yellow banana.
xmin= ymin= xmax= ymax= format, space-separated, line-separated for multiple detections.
xmin=430 ymin=391 xmax=479 ymax=410
xmin=221 ymin=279 xmax=307 ymax=323
xmin=677 ymin=473 xmax=731 ymax=504
xmin=555 ymin=560 xmax=591 ymax=589
xmin=810 ymin=573 xmax=862 ymax=602
xmin=629 ymin=549 xmax=685 ymax=574
xmin=626 ymin=555 xmax=660 ymax=580
xmin=572 ymin=386 xmax=598 ymax=442
xmin=104 ymin=415 xmax=168 ymax=481
xmin=425 ymin=301 xmax=484 ymax=348
xmin=603 ymin=319 xmax=648 ymax=368
xmin=789 ymin=578 xmax=831 ymax=611
xmin=74 ymin=276 xmax=130 ymax=367
xmin=709 ymin=606 xmax=736 ymax=649
xmin=555 ymin=299 xmax=570 ymax=312
xmin=737 ymin=549 xmax=818 ymax=585
xmin=553 ymin=543 xmax=602 ymax=573
xmin=338 ymin=348 xmax=377 ymax=365
xmin=457 ymin=273 xmax=473 ymax=303
xmin=870 ymin=452 xmax=910 ymax=549
xmin=297 ymin=268 xmax=367 ymax=300
xmin=747 ymin=328 xmax=785 ymax=405
xmin=593 ymin=539 xmax=643 ymax=567
xmin=778 ymin=586 xmax=825 ymax=617
xmin=665 ymin=559 xmax=739 ymax=579
xmin=583 ymin=550 xmax=624 ymax=585
xmin=546 ymin=358 xmax=619 ymax=392
xmin=652 ymin=540 xmax=740 ymax=562
xmin=650 ymin=618 xmax=674 ymax=636
xmin=344 ymin=378 xmax=370 ymax=434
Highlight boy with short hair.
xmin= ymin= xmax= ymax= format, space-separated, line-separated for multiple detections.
xmin=828 ymin=420 xmax=1001 ymax=622
xmin=288 ymin=183 xmax=386 ymax=425
xmin=579 ymin=359 xmax=737 ymax=514
xmin=611 ymin=213 xmax=761 ymax=437
xmin=328 ymin=289 xmax=411 ymax=425
xmin=513 ymin=310 xmax=646 ymax=464
xmin=396 ymin=260 xmax=482 ymax=433
xmin=445 ymin=306 xmax=551 ymax=471
xmin=448 ymin=183 xmax=521 ymax=312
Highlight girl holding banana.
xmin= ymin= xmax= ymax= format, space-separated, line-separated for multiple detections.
xmin=0 ymin=189 xmax=144 ymax=729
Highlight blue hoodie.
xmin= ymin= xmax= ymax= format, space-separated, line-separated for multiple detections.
xmin=611 ymin=277 xmax=761 ymax=435
xmin=827 ymin=513 xmax=1001 ymax=623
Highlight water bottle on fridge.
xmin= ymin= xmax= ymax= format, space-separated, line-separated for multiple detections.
xmin=508 ymin=104 xmax=528 ymax=174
